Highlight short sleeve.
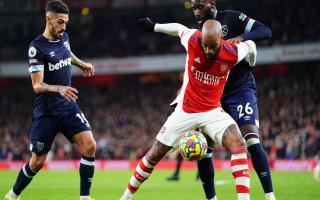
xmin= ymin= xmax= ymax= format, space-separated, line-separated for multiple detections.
xmin=230 ymin=10 xmax=256 ymax=34
xmin=235 ymin=42 xmax=249 ymax=64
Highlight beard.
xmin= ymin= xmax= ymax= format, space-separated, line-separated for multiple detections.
xmin=50 ymin=28 xmax=64 ymax=40
xmin=204 ymin=7 xmax=214 ymax=20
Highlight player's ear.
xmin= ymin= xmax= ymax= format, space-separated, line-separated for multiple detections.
xmin=210 ymin=0 xmax=216 ymax=7
xmin=46 ymin=15 xmax=51 ymax=24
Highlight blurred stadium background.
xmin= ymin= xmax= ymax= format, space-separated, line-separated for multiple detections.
xmin=0 ymin=0 xmax=320 ymax=199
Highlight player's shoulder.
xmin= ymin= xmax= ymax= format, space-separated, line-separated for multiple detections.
xmin=63 ymin=32 xmax=70 ymax=41
xmin=218 ymin=9 xmax=241 ymax=16
xmin=29 ymin=35 xmax=44 ymax=47
xmin=218 ymin=9 xmax=247 ymax=20
xmin=219 ymin=40 xmax=238 ymax=63
xmin=221 ymin=40 xmax=237 ymax=53
xmin=28 ymin=35 xmax=46 ymax=58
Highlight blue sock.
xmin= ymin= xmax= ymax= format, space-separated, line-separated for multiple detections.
xmin=13 ymin=162 xmax=37 ymax=195
xmin=80 ymin=155 xmax=95 ymax=196
xmin=197 ymin=149 xmax=215 ymax=199
xmin=248 ymin=143 xmax=273 ymax=193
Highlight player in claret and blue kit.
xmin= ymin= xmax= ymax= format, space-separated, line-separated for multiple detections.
xmin=5 ymin=1 xmax=96 ymax=200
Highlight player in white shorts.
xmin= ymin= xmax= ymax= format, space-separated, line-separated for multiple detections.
xmin=157 ymin=106 xmax=235 ymax=147
xmin=120 ymin=18 xmax=257 ymax=200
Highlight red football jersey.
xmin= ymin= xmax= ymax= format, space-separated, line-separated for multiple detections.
xmin=176 ymin=29 xmax=239 ymax=113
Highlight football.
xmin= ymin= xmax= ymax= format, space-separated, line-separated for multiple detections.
xmin=179 ymin=130 xmax=208 ymax=162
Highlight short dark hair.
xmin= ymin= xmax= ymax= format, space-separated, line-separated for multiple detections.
xmin=46 ymin=0 xmax=69 ymax=14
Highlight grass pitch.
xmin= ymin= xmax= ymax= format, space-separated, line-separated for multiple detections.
xmin=1 ymin=169 xmax=319 ymax=199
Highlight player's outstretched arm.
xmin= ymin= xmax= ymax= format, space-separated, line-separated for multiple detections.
xmin=228 ymin=21 xmax=272 ymax=43
xmin=31 ymin=71 xmax=79 ymax=102
xmin=70 ymin=52 xmax=95 ymax=77
xmin=138 ymin=18 xmax=188 ymax=37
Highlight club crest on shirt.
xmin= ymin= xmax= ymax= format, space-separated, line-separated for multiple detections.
xmin=222 ymin=25 xmax=228 ymax=36
xmin=64 ymin=41 xmax=70 ymax=51
xmin=28 ymin=46 xmax=37 ymax=58
xmin=36 ymin=142 xmax=44 ymax=151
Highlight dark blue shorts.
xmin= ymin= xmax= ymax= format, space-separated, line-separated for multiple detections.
xmin=29 ymin=106 xmax=91 ymax=155
xmin=221 ymin=89 xmax=259 ymax=128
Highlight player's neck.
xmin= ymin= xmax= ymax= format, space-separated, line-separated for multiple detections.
xmin=43 ymin=27 xmax=59 ymax=41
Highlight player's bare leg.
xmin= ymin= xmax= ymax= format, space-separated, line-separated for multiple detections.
xmin=74 ymin=131 xmax=96 ymax=200
xmin=5 ymin=153 xmax=47 ymax=200
xmin=222 ymin=124 xmax=250 ymax=200
xmin=240 ymin=124 xmax=275 ymax=200
xmin=120 ymin=140 xmax=172 ymax=200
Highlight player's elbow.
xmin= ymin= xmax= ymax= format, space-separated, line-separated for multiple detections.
xmin=32 ymin=84 xmax=42 ymax=94
xmin=265 ymin=27 xmax=272 ymax=39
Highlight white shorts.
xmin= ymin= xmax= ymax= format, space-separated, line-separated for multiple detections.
xmin=156 ymin=107 xmax=237 ymax=147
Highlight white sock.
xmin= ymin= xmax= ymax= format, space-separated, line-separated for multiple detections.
xmin=265 ymin=192 xmax=276 ymax=200
xmin=207 ymin=196 xmax=217 ymax=200
xmin=9 ymin=189 xmax=19 ymax=198
xmin=80 ymin=196 xmax=90 ymax=200
xmin=124 ymin=188 xmax=133 ymax=196
xmin=238 ymin=193 xmax=250 ymax=200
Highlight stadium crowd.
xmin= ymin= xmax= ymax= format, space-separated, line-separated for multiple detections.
xmin=0 ymin=63 xmax=319 ymax=161
xmin=0 ymin=0 xmax=318 ymax=61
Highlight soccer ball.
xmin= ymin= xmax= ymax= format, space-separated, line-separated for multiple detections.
xmin=179 ymin=131 xmax=208 ymax=162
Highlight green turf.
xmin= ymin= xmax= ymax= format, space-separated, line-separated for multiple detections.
xmin=1 ymin=169 xmax=319 ymax=199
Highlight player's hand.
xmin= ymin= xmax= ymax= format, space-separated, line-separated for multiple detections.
xmin=57 ymin=86 xmax=78 ymax=102
xmin=81 ymin=62 xmax=95 ymax=77
xmin=228 ymin=36 xmax=243 ymax=44
xmin=138 ymin=18 xmax=155 ymax=32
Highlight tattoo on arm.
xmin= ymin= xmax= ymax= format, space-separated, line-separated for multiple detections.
xmin=71 ymin=52 xmax=84 ymax=68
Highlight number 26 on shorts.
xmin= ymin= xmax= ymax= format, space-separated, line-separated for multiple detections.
xmin=237 ymin=102 xmax=253 ymax=119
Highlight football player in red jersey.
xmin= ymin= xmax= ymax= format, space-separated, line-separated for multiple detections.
xmin=120 ymin=18 xmax=257 ymax=200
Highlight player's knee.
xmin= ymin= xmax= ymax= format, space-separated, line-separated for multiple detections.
xmin=84 ymin=140 xmax=96 ymax=155
xmin=222 ymin=124 xmax=245 ymax=150
xmin=30 ymin=155 xmax=46 ymax=171
xmin=147 ymin=140 xmax=171 ymax=163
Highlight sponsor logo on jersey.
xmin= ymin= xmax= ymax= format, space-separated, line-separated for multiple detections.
xmin=191 ymin=66 xmax=224 ymax=85
xmin=48 ymin=58 xmax=71 ymax=71
xmin=49 ymin=51 xmax=55 ymax=57
xmin=194 ymin=57 xmax=201 ymax=64
xmin=28 ymin=46 xmax=37 ymax=58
